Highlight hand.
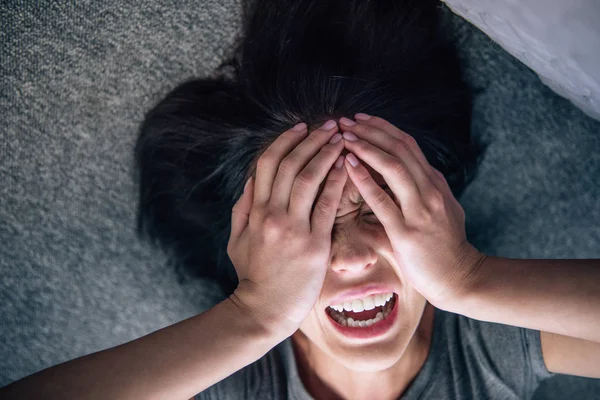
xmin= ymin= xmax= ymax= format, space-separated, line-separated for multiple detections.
xmin=227 ymin=121 xmax=348 ymax=338
xmin=339 ymin=114 xmax=487 ymax=308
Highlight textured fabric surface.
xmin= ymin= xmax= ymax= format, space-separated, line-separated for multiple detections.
xmin=196 ymin=307 xmax=554 ymax=400
xmin=1 ymin=1 xmax=599 ymax=398
xmin=442 ymin=0 xmax=600 ymax=122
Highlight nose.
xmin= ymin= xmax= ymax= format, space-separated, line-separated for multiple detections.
xmin=329 ymin=229 xmax=378 ymax=274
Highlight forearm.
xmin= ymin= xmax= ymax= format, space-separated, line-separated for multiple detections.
xmin=0 ymin=294 xmax=285 ymax=400
xmin=449 ymin=256 xmax=600 ymax=343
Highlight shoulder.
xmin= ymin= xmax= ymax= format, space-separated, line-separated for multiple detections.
xmin=432 ymin=308 xmax=554 ymax=394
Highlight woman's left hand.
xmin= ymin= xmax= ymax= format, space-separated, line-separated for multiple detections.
xmin=339 ymin=114 xmax=487 ymax=309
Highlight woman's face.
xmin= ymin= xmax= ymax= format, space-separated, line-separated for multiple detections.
xmin=295 ymin=148 xmax=430 ymax=372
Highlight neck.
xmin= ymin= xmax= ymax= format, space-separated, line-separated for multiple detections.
xmin=292 ymin=302 xmax=435 ymax=400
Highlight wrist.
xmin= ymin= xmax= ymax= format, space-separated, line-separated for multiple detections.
xmin=442 ymin=244 xmax=488 ymax=312
xmin=229 ymin=280 xmax=298 ymax=342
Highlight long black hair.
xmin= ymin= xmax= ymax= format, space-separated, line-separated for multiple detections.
xmin=135 ymin=0 xmax=484 ymax=296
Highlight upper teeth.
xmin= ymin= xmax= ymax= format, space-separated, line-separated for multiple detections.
xmin=329 ymin=292 xmax=394 ymax=313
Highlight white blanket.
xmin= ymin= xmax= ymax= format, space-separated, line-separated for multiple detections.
xmin=443 ymin=0 xmax=600 ymax=121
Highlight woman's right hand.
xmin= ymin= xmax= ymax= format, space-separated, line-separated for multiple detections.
xmin=227 ymin=120 xmax=347 ymax=339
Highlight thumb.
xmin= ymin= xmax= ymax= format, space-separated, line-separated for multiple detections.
xmin=230 ymin=176 xmax=254 ymax=242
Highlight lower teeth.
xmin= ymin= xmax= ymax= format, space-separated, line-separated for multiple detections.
xmin=330 ymin=295 xmax=395 ymax=328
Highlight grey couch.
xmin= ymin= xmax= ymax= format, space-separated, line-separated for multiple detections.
xmin=1 ymin=1 xmax=599 ymax=398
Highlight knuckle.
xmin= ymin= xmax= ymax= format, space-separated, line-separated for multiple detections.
xmin=312 ymin=202 xmax=330 ymax=223
xmin=256 ymin=153 xmax=272 ymax=171
xmin=459 ymin=206 xmax=466 ymax=221
xmin=403 ymin=134 xmax=418 ymax=148
xmin=373 ymin=190 xmax=390 ymax=208
xmin=312 ymin=193 xmax=337 ymax=224
xmin=278 ymin=156 xmax=298 ymax=175
xmin=426 ymin=189 xmax=446 ymax=211
xmin=316 ymin=195 xmax=335 ymax=214
xmin=261 ymin=215 xmax=295 ymax=242
xmin=363 ymin=125 xmax=380 ymax=137
xmin=451 ymin=197 xmax=465 ymax=218
xmin=357 ymin=171 xmax=373 ymax=186
xmin=248 ymin=208 xmax=263 ymax=224
xmin=313 ymin=199 xmax=333 ymax=221
xmin=406 ymin=226 xmax=426 ymax=245
xmin=354 ymin=123 xmax=373 ymax=136
xmin=227 ymin=245 xmax=240 ymax=263
xmin=389 ymin=160 xmax=407 ymax=176
xmin=412 ymin=207 xmax=432 ymax=225
xmin=231 ymin=202 xmax=241 ymax=213
xmin=262 ymin=212 xmax=283 ymax=232
xmin=294 ymin=172 xmax=315 ymax=192
xmin=325 ymin=173 xmax=345 ymax=188
xmin=373 ymin=118 xmax=393 ymax=133
xmin=393 ymin=139 xmax=411 ymax=155
xmin=227 ymin=238 xmax=242 ymax=260
xmin=370 ymin=116 xmax=384 ymax=126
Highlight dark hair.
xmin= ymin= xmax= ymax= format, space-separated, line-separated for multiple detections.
xmin=135 ymin=0 xmax=484 ymax=296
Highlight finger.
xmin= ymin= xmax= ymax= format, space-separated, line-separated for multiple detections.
xmin=230 ymin=176 xmax=254 ymax=243
xmin=269 ymin=120 xmax=339 ymax=211
xmin=253 ymin=122 xmax=308 ymax=209
xmin=343 ymin=152 xmax=405 ymax=235
xmin=343 ymin=115 xmax=450 ymax=201
xmin=340 ymin=117 xmax=439 ymax=204
xmin=431 ymin=167 xmax=451 ymax=195
xmin=311 ymin=156 xmax=348 ymax=236
xmin=431 ymin=166 xmax=460 ymax=208
xmin=289 ymin=136 xmax=345 ymax=220
xmin=341 ymin=137 xmax=424 ymax=214
xmin=348 ymin=114 xmax=432 ymax=173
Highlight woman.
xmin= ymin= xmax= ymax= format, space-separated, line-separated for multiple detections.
xmin=2 ymin=0 xmax=598 ymax=399
xmin=133 ymin=0 xmax=600 ymax=398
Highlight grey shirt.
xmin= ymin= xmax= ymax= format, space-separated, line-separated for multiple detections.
xmin=195 ymin=306 xmax=555 ymax=399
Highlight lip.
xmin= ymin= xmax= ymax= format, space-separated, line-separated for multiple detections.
xmin=326 ymin=293 xmax=399 ymax=340
xmin=327 ymin=283 xmax=397 ymax=307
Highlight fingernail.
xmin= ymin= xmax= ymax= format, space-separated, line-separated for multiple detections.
xmin=346 ymin=153 xmax=360 ymax=167
xmin=335 ymin=155 xmax=345 ymax=169
xmin=329 ymin=133 xmax=342 ymax=144
xmin=244 ymin=177 xmax=252 ymax=191
xmin=339 ymin=117 xmax=356 ymax=126
xmin=292 ymin=122 xmax=307 ymax=131
xmin=342 ymin=132 xmax=358 ymax=141
xmin=321 ymin=119 xmax=337 ymax=130
xmin=355 ymin=113 xmax=371 ymax=121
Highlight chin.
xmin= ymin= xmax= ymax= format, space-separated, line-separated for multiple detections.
xmin=333 ymin=340 xmax=411 ymax=373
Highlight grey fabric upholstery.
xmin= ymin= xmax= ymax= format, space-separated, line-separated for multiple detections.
xmin=1 ymin=1 xmax=599 ymax=398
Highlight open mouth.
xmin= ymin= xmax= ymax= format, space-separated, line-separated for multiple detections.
xmin=326 ymin=293 xmax=397 ymax=328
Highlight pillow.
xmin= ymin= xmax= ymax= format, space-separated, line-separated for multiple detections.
xmin=442 ymin=0 xmax=600 ymax=122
